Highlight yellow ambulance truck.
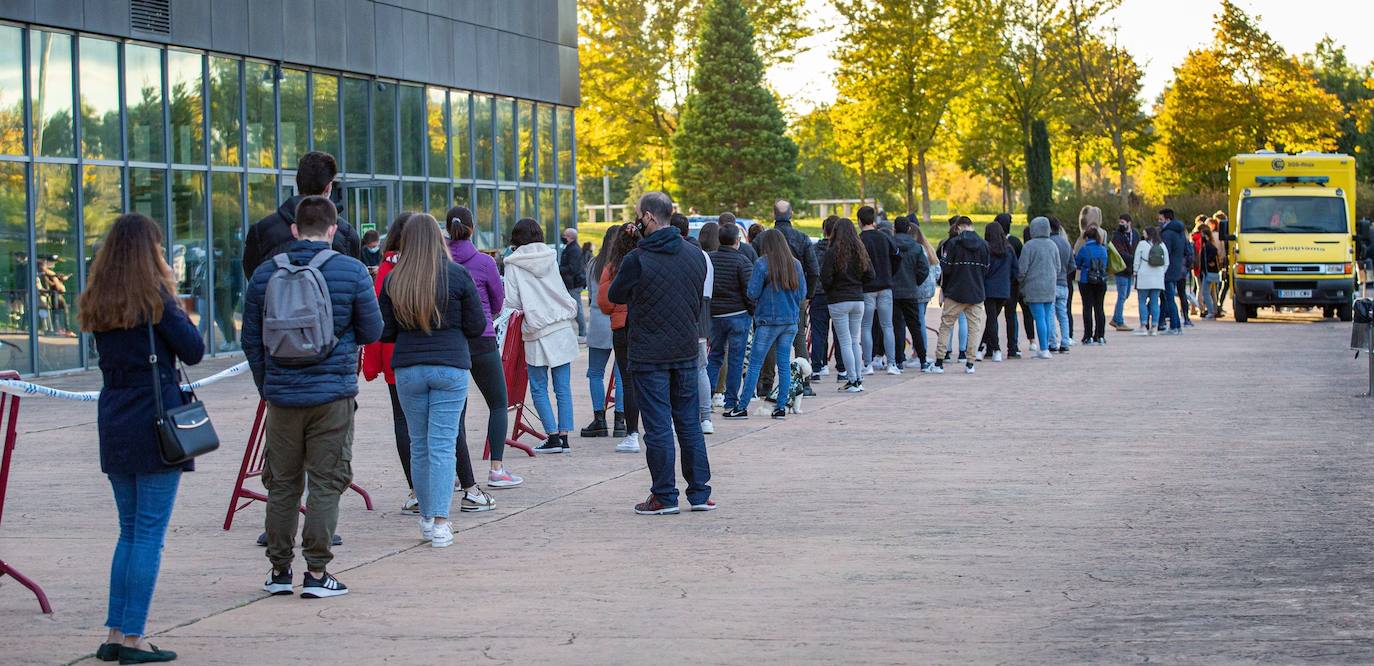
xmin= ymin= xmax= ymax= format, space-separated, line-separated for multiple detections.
xmin=1226 ymin=152 xmax=1357 ymax=322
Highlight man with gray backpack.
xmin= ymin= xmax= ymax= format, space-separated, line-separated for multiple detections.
xmin=242 ymin=195 xmax=382 ymax=599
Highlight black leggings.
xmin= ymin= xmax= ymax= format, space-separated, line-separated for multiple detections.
xmin=612 ymin=327 xmax=640 ymax=433
xmin=1080 ymin=281 xmax=1107 ymax=340
xmin=892 ymin=297 xmax=926 ymax=366
xmin=981 ymin=298 xmax=1006 ymax=352
xmin=457 ymin=347 xmax=509 ymax=464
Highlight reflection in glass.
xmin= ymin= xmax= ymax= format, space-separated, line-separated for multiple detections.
xmin=31 ymin=31 xmax=75 ymax=157
xmin=537 ymin=105 xmax=554 ymax=184
xmin=557 ymin=189 xmax=575 ymax=236
xmin=247 ymin=173 xmax=277 ymax=222
xmin=35 ymin=164 xmax=78 ymax=372
xmin=475 ymin=187 xmax=495 ymax=249
xmin=279 ymin=68 xmax=307 ymax=167
xmin=208 ymin=56 xmax=241 ymax=166
xmin=520 ymin=187 xmax=538 ymax=223
xmin=245 ymin=61 xmax=275 ymax=169
xmin=79 ymin=37 xmax=122 ymax=160
xmin=211 ymin=172 xmax=243 ymax=350
xmin=129 ymin=167 xmax=167 ymax=232
xmin=428 ymin=184 xmax=447 ymax=220
xmin=427 ymin=88 xmax=448 ymax=178
xmin=558 ymin=108 xmax=574 ymax=185
xmin=0 ymin=26 xmax=23 ymax=156
xmin=342 ymin=77 xmax=369 ymax=173
xmin=0 ymin=162 xmax=31 ymax=373
xmin=452 ymin=184 xmax=470 ymax=210
xmin=519 ymin=101 xmax=534 ymax=182
xmin=171 ymin=170 xmax=208 ymax=342
xmin=540 ymin=188 xmax=555 ymax=243
xmin=473 ymin=94 xmax=492 ymax=180
xmin=496 ymin=98 xmax=514 ymax=182
xmin=168 ymin=50 xmax=204 ymax=164
xmin=373 ymin=82 xmax=396 ymax=175
xmin=450 ymin=91 xmax=469 ymax=179
xmin=499 ymin=189 xmax=516 ymax=251
xmin=125 ymin=44 xmax=165 ymax=162
xmin=398 ymin=85 xmax=424 ymax=176
xmin=402 ymin=181 xmax=424 ymax=213
xmin=81 ymin=165 xmax=122 ymax=363
xmin=312 ymin=73 xmax=339 ymax=158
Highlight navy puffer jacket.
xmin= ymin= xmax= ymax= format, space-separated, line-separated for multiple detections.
xmin=242 ymin=240 xmax=383 ymax=407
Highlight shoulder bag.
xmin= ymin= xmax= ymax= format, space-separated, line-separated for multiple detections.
xmin=148 ymin=323 xmax=220 ymax=465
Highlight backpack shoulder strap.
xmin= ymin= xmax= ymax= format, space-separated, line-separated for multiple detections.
xmin=308 ymin=249 xmax=339 ymax=269
xmin=272 ymin=253 xmax=292 ymax=270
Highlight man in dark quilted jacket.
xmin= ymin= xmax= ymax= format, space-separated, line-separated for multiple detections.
xmin=609 ymin=192 xmax=714 ymax=516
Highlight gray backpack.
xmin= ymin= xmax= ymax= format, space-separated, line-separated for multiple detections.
xmin=263 ymin=250 xmax=338 ymax=366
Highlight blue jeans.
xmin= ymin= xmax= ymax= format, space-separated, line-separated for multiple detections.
xmin=1052 ymin=285 xmax=1070 ymax=346
xmin=1202 ymin=272 xmax=1221 ymax=316
xmin=1028 ymin=302 xmax=1054 ymax=351
xmin=1138 ymin=289 xmax=1162 ymax=329
xmin=587 ymin=347 xmax=623 ymax=413
xmin=633 ymin=367 xmax=711 ymax=506
xmin=529 ymin=363 xmax=574 ymax=433
xmin=741 ymin=324 xmax=795 ymax=410
xmin=697 ymin=341 xmax=711 ymax=421
xmin=106 ymin=469 xmax=181 ymax=637
xmin=1161 ymin=280 xmax=1181 ymax=330
xmin=1112 ymin=275 xmax=1133 ymax=325
xmin=707 ymin=313 xmax=751 ymax=410
xmin=395 ymin=364 xmax=470 ymax=519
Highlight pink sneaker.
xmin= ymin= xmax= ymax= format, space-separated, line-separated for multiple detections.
xmin=487 ymin=467 xmax=523 ymax=489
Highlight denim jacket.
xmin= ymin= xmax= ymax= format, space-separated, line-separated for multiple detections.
xmin=746 ymin=256 xmax=806 ymax=326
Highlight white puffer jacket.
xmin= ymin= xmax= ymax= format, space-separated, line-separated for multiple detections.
xmin=503 ymin=243 xmax=579 ymax=367
xmin=1132 ymin=240 xmax=1169 ymax=292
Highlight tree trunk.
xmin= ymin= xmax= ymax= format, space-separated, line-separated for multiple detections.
xmin=1074 ymin=146 xmax=1083 ymax=197
xmin=858 ymin=152 xmax=867 ymax=203
xmin=1000 ymin=161 xmax=1011 ymax=213
xmin=905 ymin=149 xmax=915 ymax=214
xmin=917 ymin=150 xmax=932 ymax=223
xmin=1113 ymin=129 xmax=1128 ymax=212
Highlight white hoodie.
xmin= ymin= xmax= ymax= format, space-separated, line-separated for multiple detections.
xmin=503 ymin=243 xmax=579 ymax=367
xmin=1132 ymin=240 xmax=1169 ymax=292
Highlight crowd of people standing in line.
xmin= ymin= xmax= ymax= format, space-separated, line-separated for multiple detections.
xmin=78 ymin=145 xmax=1230 ymax=663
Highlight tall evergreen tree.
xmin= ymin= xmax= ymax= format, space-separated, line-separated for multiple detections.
xmin=1025 ymin=118 xmax=1054 ymax=218
xmin=672 ymin=0 xmax=798 ymax=216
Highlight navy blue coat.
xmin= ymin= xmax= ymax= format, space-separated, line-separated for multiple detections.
xmin=1162 ymin=219 xmax=1190 ymax=282
xmin=242 ymin=240 xmax=383 ymax=408
xmin=983 ymin=249 xmax=1018 ymax=301
xmin=608 ymin=227 xmax=707 ymax=371
xmin=96 ymin=295 xmax=205 ymax=475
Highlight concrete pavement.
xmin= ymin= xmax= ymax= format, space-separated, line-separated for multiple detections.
xmin=1 ymin=298 xmax=1372 ymax=664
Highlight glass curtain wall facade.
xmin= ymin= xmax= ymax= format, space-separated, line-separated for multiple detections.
xmin=0 ymin=23 xmax=576 ymax=375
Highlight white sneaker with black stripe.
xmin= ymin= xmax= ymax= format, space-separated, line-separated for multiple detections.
xmin=300 ymin=570 xmax=348 ymax=598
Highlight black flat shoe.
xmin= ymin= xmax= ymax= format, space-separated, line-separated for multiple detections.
xmin=119 ymin=644 xmax=177 ymax=664
xmin=96 ymin=643 xmax=120 ymax=662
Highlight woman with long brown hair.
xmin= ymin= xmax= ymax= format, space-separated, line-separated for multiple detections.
xmin=819 ymin=218 xmax=874 ymax=392
xmin=597 ymin=222 xmax=642 ymax=452
xmin=378 ymin=214 xmax=486 ymax=548
xmin=579 ymin=224 xmax=626 ymax=440
xmin=728 ymin=228 xmax=806 ymax=420
xmin=80 ymin=213 xmax=204 ymax=664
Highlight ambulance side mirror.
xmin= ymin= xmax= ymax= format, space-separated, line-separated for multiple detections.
xmin=1223 ymin=234 xmax=1237 ymax=242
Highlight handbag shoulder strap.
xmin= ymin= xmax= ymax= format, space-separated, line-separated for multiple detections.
xmin=148 ymin=322 xmax=166 ymax=415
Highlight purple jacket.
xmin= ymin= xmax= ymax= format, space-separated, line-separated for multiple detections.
xmin=448 ymin=239 xmax=503 ymax=339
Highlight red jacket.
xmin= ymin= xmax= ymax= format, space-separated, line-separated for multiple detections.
xmin=596 ymin=264 xmax=627 ymax=330
xmin=361 ymin=252 xmax=399 ymax=384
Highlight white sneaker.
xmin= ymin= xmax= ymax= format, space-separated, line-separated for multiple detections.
xmin=431 ymin=522 xmax=454 ymax=548
xmin=818 ymin=365 xmax=830 ymax=376
xmin=928 ymin=364 xmax=945 ymax=374
xmin=1037 ymin=349 xmax=1053 ymax=359
xmin=863 ymin=363 xmax=875 ymax=376
xmin=886 ymin=365 xmax=902 ymax=375
xmin=616 ymin=432 xmax=641 ymax=453
xmin=964 ymin=363 xmax=976 ymax=374
xmin=402 ymin=493 xmax=419 ymax=513
xmin=874 ymin=356 xmax=887 ymax=369
xmin=700 ymin=419 xmax=714 ymax=435
xmin=920 ymin=362 xmax=935 ymax=373
xmin=419 ymin=517 xmax=434 ymax=541
xmin=1133 ymin=329 xmax=1149 ymax=336
xmin=991 ymin=351 xmax=1003 ymax=362
xmin=487 ymin=466 xmax=523 ymax=488
xmin=711 ymin=393 xmax=725 ymax=408
xmin=975 ymin=349 xmax=986 ymax=361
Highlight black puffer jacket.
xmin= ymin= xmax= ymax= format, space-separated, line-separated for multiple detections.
xmin=608 ymin=227 xmax=708 ymax=369
xmin=379 ymin=262 xmax=488 ymax=370
xmin=939 ymin=230 xmax=990 ymax=304
xmin=709 ymin=246 xmax=753 ymax=315
xmin=242 ymin=195 xmax=362 ymax=278
xmin=860 ymin=228 xmax=901 ymax=292
xmin=774 ymin=219 xmax=820 ymax=298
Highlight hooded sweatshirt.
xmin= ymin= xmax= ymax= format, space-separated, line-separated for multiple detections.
xmin=938 ymin=229 xmax=990 ymax=304
xmin=608 ymin=226 xmax=708 ymax=370
xmin=891 ymin=233 xmax=930 ymax=300
xmin=1132 ymin=239 xmax=1168 ymax=291
xmin=503 ymin=242 xmax=579 ymax=367
xmin=860 ymin=227 xmax=901 ymax=292
xmin=1051 ymin=229 xmax=1074 ymax=287
xmin=242 ymin=194 xmax=362 ymax=278
xmin=447 ymin=238 xmax=503 ymax=340
xmin=1017 ymin=217 xmax=1060 ymax=304
xmin=1161 ymin=218 xmax=1190 ymax=282
xmin=983 ymin=242 xmax=1018 ymax=300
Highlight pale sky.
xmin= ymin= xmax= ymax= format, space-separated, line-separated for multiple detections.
xmin=768 ymin=0 xmax=1374 ymax=116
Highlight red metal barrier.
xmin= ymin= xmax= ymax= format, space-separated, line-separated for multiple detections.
xmin=483 ymin=312 xmax=543 ymax=460
xmin=0 ymin=370 xmax=51 ymax=614
xmin=223 ymin=400 xmax=374 ymax=531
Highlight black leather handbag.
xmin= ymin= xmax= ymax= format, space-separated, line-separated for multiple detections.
xmin=148 ymin=323 xmax=219 ymax=465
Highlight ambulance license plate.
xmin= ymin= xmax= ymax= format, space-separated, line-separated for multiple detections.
xmin=1277 ymin=289 xmax=1312 ymax=299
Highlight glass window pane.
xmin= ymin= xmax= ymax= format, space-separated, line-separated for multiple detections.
xmin=0 ymin=162 xmax=31 ymax=373
xmin=168 ymin=50 xmax=204 ymax=164
xmin=557 ymin=108 xmax=574 ymax=185
xmin=475 ymin=187 xmax=495 ymax=249
xmin=538 ymin=105 xmax=553 ymax=184
xmin=0 ymin=26 xmax=22 ymax=156
xmin=211 ymin=172 xmax=243 ymax=351
xmin=35 ymin=163 xmax=78 ymax=371
xmin=81 ymin=164 xmax=122 ymax=364
xmin=496 ymin=98 xmax=514 ymax=182
xmin=540 ymin=188 xmax=554 ymax=241
xmin=498 ymin=189 xmax=516 ymax=249
xmin=279 ymin=67 xmax=307 ymax=168
xmin=398 ymin=85 xmax=424 ymax=177
xmin=450 ymin=91 xmax=469 ymax=180
xmin=171 ymin=170 xmax=208 ymax=343
xmin=79 ymin=37 xmax=121 ymax=160
xmin=31 ymin=31 xmax=75 ymax=157
xmin=129 ymin=167 xmax=167 ymax=224
xmin=520 ymin=186 xmax=537 ymax=222
xmin=244 ymin=61 xmax=275 ymax=169
xmin=342 ymin=77 xmax=368 ymax=173
xmin=452 ymin=183 xmax=469 ymax=209
xmin=312 ymin=73 xmax=339 ymax=158
xmin=247 ymin=173 xmax=276 ymax=221
xmin=125 ymin=44 xmax=165 ymax=163
xmin=427 ymin=88 xmax=448 ymax=179
xmin=519 ymin=101 xmax=534 ymax=182
xmin=428 ymin=183 xmax=447 ymax=220
xmin=373 ymin=82 xmax=396 ymax=175
xmin=402 ymin=181 xmax=423 ymax=213
xmin=557 ymin=189 xmax=574 ymax=236
xmin=473 ymin=94 xmax=492 ymax=180
xmin=208 ymin=56 xmax=241 ymax=166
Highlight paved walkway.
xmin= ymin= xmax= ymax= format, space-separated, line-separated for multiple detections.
xmin=1 ymin=299 xmax=1372 ymax=664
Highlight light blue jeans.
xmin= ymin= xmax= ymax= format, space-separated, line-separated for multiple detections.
xmin=1028 ymin=302 xmax=1054 ymax=351
xmin=106 ymin=469 xmax=181 ymax=637
xmin=861 ymin=289 xmax=895 ymax=365
xmin=396 ymin=364 xmax=471 ymax=520
xmin=587 ymin=346 xmax=623 ymax=413
xmin=1112 ymin=275 xmax=1133 ymax=326
xmin=697 ymin=340 xmax=711 ymax=421
xmin=529 ymin=363 xmax=574 ymax=433
xmin=828 ymin=300 xmax=865 ymax=382
xmin=1052 ymin=285 xmax=1070 ymax=347
xmin=1138 ymin=289 xmax=1162 ymax=330
xmin=1202 ymin=272 xmax=1221 ymax=316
